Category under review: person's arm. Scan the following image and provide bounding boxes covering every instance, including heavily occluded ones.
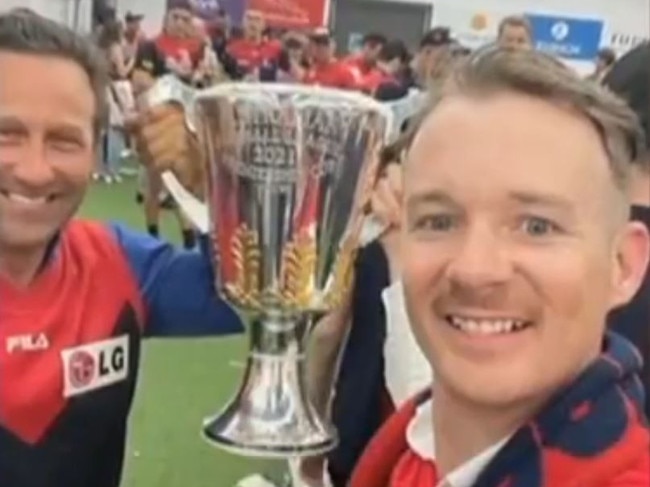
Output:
[109,43,131,79]
[108,222,244,337]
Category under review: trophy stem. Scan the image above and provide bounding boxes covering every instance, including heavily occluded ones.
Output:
[202,312,339,458]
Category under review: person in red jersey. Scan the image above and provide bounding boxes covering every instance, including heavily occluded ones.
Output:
[362,40,411,100]
[350,47,650,487]
[344,32,386,85]
[226,9,282,78]
[0,12,243,487]
[131,0,209,248]
[301,29,358,89]
[153,0,205,81]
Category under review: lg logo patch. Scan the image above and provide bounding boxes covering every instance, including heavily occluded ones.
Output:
[61,335,129,397]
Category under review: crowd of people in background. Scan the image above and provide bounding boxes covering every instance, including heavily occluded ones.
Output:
[93,0,623,188]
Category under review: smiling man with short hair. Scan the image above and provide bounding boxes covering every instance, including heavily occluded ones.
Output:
[0,11,242,487]
[351,47,650,487]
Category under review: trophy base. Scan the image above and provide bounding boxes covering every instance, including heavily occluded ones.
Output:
[201,411,338,459]
[201,314,339,459]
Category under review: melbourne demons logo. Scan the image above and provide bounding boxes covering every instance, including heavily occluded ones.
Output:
[68,350,96,388]
[61,336,129,397]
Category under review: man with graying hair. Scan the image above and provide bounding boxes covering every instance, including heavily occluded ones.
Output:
[351,47,649,487]
[0,10,243,487]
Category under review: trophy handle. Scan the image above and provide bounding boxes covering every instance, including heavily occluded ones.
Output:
[142,75,208,232]
[161,170,210,233]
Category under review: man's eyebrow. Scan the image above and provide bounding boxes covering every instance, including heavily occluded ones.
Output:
[49,123,86,138]
[406,189,460,211]
[0,116,27,131]
[0,116,87,138]
[507,190,574,211]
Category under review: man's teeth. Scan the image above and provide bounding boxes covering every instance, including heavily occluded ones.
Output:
[4,192,49,204]
[448,316,529,335]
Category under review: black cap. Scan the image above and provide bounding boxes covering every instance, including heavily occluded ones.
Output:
[603,42,650,151]
[125,12,144,23]
[420,27,452,48]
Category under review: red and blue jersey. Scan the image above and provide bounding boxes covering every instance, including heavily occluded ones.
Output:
[350,332,650,487]
[0,220,243,487]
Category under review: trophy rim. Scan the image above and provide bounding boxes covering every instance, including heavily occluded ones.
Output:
[194,82,394,118]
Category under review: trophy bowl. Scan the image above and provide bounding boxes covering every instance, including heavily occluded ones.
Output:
[148,79,391,459]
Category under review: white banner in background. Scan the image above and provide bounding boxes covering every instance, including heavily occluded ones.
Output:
[433,0,649,72]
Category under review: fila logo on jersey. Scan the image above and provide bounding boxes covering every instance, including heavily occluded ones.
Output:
[6,333,49,353]
[61,335,129,398]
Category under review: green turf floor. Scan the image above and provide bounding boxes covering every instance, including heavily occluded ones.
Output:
[80,179,285,487]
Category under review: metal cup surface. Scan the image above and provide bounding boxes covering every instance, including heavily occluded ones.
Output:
[196,84,388,314]
[194,83,390,458]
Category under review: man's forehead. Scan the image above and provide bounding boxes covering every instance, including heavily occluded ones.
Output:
[405,93,613,192]
[0,53,95,123]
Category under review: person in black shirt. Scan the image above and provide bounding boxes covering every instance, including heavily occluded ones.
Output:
[603,42,650,419]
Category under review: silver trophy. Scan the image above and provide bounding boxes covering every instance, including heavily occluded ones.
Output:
[145,77,392,459]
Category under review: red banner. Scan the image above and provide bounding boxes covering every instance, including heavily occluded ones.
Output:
[248,0,328,29]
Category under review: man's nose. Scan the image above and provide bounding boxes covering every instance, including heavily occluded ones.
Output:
[445,223,513,290]
[10,140,56,190]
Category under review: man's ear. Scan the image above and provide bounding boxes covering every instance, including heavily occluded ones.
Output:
[610,221,650,310]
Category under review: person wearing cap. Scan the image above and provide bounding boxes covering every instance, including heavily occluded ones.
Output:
[412,27,455,90]
[603,41,650,421]
[123,12,146,67]
[301,29,358,89]
[225,9,282,79]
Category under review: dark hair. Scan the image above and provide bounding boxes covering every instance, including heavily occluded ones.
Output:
[420,27,452,48]
[0,11,108,138]
[362,32,387,47]
[604,42,650,166]
[378,39,410,64]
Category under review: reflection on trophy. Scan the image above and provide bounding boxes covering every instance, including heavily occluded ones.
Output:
[145,77,391,459]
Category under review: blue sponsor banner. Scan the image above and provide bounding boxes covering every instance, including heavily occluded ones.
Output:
[525,14,604,60]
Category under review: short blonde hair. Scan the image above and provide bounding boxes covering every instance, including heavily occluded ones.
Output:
[405,47,645,194]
